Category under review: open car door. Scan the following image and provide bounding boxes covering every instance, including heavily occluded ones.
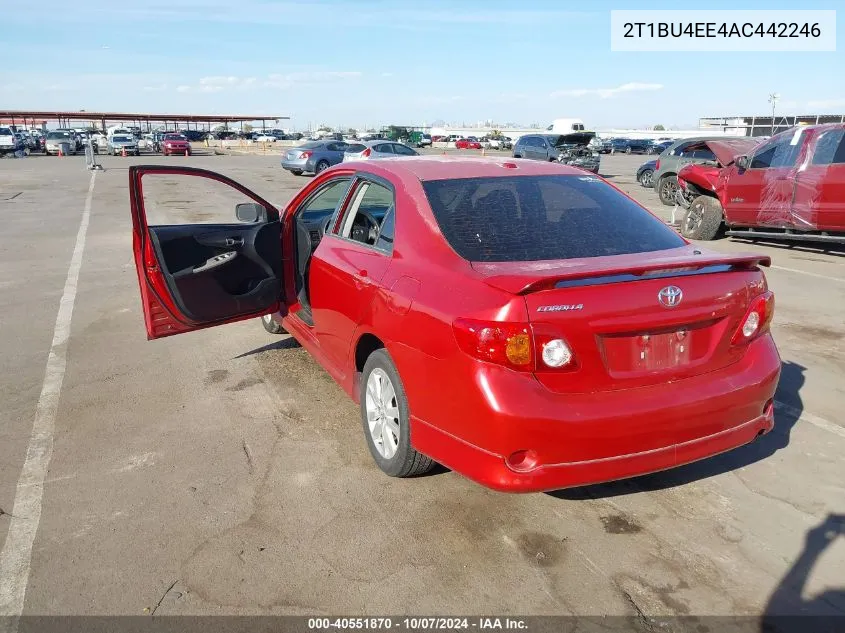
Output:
[129,165,284,339]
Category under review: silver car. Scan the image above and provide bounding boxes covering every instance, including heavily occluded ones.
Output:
[108,135,140,156]
[44,131,76,156]
[343,140,418,161]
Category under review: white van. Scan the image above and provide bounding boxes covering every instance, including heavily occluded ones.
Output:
[546,118,586,133]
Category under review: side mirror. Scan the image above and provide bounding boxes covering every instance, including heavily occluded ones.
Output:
[735,155,749,171]
[235,202,267,223]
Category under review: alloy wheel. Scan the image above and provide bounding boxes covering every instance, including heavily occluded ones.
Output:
[365,368,400,459]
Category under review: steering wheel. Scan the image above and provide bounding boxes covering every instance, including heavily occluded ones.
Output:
[357,211,380,244]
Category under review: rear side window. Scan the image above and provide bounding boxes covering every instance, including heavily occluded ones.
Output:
[392,144,416,156]
[811,130,845,165]
[374,144,394,153]
[422,175,685,262]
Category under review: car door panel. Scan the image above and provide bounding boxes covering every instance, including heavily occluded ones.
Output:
[792,128,845,231]
[311,240,392,372]
[129,165,284,339]
[723,137,803,228]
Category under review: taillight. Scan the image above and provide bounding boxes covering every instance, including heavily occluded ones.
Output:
[654,159,660,170]
[732,291,774,345]
[362,148,371,157]
[300,151,312,159]
[453,319,576,371]
[453,319,532,371]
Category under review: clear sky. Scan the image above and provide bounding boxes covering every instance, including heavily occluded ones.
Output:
[3,0,843,130]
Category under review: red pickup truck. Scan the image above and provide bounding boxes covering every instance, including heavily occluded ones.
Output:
[677,123,845,244]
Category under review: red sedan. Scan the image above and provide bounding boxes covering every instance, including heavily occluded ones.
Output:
[455,138,482,150]
[161,133,192,156]
[129,158,780,492]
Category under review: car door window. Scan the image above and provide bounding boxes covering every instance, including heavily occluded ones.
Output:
[750,137,802,169]
[374,143,394,154]
[670,142,692,156]
[326,142,347,152]
[300,178,352,228]
[375,209,395,251]
[337,180,395,250]
[392,143,416,156]
[811,130,845,165]
[692,148,716,161]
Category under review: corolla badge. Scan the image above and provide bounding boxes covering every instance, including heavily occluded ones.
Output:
[657,286,683,308]
[536,304,584,312]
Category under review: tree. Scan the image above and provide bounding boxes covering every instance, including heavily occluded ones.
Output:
[242,123,253,133]
[346,128,358,137]
[317,124,333,132]
[653,124,665,131]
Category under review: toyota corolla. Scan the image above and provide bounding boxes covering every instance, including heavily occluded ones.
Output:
[129,158,780,492]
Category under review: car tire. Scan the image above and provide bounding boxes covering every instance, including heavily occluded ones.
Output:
[360,349,435,478]
[291,169,303,176]
[657,174,679,206]
[260,313,286,334]
[638,168,654,188]
[316,160,330,173]
[680,196,723,241]
[625,146,632,154]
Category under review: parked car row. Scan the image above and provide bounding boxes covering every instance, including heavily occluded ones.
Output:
[633,124,845,245]
[599,136,676,155]
[430,134,514,150]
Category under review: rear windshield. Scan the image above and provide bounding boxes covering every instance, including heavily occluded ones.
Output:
[300,141,322,149]
[422,175,685,262]
[345,144,366,153]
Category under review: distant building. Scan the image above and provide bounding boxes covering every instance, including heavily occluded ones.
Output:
[699,113,845,137]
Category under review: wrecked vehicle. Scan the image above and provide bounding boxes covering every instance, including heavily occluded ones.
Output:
[652,137,760,206]
[678,124,845,243]
[513,133,600,173]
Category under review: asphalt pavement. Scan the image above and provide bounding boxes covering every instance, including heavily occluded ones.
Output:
[0,150,843,622]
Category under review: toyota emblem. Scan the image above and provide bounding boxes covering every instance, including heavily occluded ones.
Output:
[658,285,683,308]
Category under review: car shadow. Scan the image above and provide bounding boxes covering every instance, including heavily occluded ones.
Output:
[234,335,302,358]
[760,513,845,632]
[548,360,806,501]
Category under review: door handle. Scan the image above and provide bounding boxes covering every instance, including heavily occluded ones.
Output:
[225,237,244,247]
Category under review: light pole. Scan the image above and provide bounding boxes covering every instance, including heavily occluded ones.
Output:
[768,93,779,135]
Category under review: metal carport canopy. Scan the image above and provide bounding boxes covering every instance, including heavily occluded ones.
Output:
[0,110,288,124]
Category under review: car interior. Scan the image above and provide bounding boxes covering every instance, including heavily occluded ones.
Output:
[292,178,395,325]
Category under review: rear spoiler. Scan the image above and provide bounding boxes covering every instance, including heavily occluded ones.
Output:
[480,253,771,295]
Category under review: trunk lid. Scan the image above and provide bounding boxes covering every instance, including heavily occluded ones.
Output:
[473,247,770,393]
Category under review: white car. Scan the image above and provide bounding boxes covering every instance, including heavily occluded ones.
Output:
[343,140,419,161]
[254,134,277,142]
[0,126,21,155]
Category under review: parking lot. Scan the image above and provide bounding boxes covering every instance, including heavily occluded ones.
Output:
[0,150,843,620]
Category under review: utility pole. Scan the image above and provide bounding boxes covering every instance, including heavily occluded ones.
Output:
[768,93,779,135]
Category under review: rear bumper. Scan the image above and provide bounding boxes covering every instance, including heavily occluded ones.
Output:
[407,334,780,493]
[281,159,308,171]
